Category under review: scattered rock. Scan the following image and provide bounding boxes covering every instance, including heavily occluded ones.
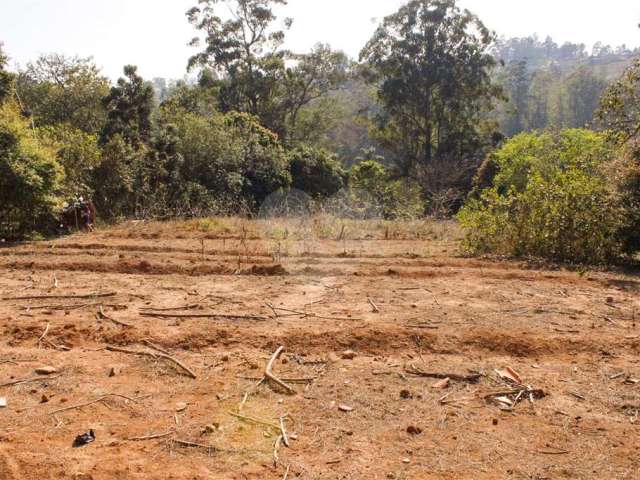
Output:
[341,350,356,360]
[176,402,188,412]
[402,458,411,464]
[492,418,499,426]
[327,352,340,363]
[338,404,354,412]
[606,296,614,304]
[0,397,6,408]
[406,426,422,435]
[221,354,230,362]
[72,429,96,448]
[40,394,50,404]
[108,366,121,377]
[35,366,57,375]
[400,389,413,399]
[432,378,450,389]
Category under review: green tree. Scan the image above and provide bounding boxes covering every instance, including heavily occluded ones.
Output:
[288,146,345,198]
[561,66,607,128]
[101,65,154,148]
[0,43,15,104]
[17,54,110,135]
[360,0,502,175]
[187,2,347,141]
[0,102,64,236]
[501,60,531,136]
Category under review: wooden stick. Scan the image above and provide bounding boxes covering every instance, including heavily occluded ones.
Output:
[140,312,267,321]
[0,375,61,388]
[142,340,171,356]
[368,298,380,313]
[127,431,174,441]
[280,416,290,448]
[265,346,296,394]
[405,366,481,384]
[273,434,283,467]
[38,323,50,346]
[106,346,196,379]
[98,306,132,328]
[3,292,116,301]
[282,465,290,480]
[270,306,359,322]
[48,393,137,415]
[228,411,279,429]
[139,304,199,312]
[173,439,217,452]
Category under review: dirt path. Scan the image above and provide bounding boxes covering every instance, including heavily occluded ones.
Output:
[0,219,638,479]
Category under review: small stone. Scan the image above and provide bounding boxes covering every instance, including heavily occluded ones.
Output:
[41,394,50,404]
[0,397,6,408]
[203,424,217,434]
[492,418,499,426]
[328,352,340,363]
[402,458,411,464]
[176,402,188,412]
[432,378,450,389]
[35,366,57,375]
[338,404,354,412]
[108,367,121,377]
[341,350,356,360]
[221,354,230,362]
[606,297,615,304]
[400,389,412,399]
[406,426,422,435]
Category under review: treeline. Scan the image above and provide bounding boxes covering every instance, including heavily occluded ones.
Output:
[493,36,637,137]
[1,0,639,264]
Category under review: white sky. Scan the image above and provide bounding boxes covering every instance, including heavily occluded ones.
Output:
[1,0,639,81]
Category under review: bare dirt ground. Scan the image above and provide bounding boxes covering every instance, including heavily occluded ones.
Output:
[0,217,639,480]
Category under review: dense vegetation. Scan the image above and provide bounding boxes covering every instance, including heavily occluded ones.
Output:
[0,0,639,264]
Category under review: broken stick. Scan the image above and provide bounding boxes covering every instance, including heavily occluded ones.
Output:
[405,366,482,384]
[3,292,116,301]
[264,346,296,394]
[106,345,196,379]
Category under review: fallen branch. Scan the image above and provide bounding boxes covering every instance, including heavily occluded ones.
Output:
[139,304,199,312]
[0,375,61,389]
[264,346,296,394]
[48,393,137,415]
[106,345,196,379]
[280,416,290,448]
[406,366,481,384]
[140,312,266,321]
[3,292,116,301]
[273,434,283,467]
[38,323,50,347]
[228,411,280,430]
[127,431,174,442]
[368,298,379,313]
[98,306,132,328]
[142,340,171,356]
[269,306,360,322]
[172,439,217,453]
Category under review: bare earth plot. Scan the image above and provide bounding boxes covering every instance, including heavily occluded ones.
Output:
[0,218,639,480]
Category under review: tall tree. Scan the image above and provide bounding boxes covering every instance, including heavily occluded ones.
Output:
[100,65,154,148]
[17,54,109,135]
[360,0,502,175]
[0,43,15,104]
[186,1,347,142]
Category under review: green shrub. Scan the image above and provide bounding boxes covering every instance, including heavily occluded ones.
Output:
[458,130,626,264]
[288,146,346,199]
[349,160,424,219]
[0,102,64,237]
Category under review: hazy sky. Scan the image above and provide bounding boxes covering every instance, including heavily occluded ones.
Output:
[1,0,639,81]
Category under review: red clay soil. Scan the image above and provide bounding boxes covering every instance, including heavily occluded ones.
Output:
[0,219,639,479]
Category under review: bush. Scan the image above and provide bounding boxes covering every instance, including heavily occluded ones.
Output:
[349,160,424,219]
[0,102,64,237]
[288,146,346,199]
[458,130,626,264]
